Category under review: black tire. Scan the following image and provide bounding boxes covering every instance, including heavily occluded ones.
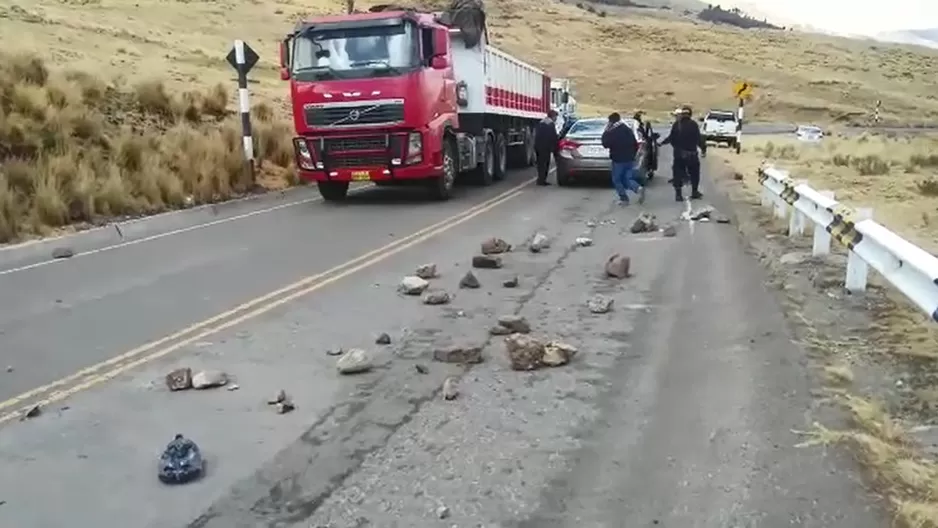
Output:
[556,163,572,187]
[429,138,456,201]
[494,133,508,181]
[317,181,349,202]
[475,134,495,186]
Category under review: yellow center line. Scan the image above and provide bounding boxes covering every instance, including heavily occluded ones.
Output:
[0,179,532,424]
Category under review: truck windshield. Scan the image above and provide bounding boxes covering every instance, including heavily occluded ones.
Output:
[292,22,419,80]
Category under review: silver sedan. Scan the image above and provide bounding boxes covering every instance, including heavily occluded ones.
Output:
[555,117,650,186]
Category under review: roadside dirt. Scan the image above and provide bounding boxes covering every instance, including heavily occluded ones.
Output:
[710,154,938,526]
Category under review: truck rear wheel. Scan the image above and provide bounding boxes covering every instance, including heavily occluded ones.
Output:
[318,181,349,202]
[429,139,456,201]
[494,133,507,181]
[474,134,495,186]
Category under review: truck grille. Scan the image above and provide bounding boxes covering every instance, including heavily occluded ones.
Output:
[304,100,405,128]
[323,136,387,152]
[329,154,388,168]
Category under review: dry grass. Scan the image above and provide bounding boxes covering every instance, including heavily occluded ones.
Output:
[0,52,296,243]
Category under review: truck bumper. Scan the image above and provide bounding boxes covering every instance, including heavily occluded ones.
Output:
[293,133,443,184]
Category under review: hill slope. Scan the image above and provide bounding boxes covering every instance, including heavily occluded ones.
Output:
[3,0,938,125]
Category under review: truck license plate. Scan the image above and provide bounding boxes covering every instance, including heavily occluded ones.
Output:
[350,170,371,181]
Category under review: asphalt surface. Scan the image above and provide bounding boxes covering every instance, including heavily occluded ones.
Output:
[0,152,888,527]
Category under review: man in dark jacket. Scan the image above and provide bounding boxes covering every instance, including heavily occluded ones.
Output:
[601,112,645,205]
[659,105,706,202]
[533,110,560,186]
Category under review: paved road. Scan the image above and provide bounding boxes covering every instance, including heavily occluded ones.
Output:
[0,153,888,527]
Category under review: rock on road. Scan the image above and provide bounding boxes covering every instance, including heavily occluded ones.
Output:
[0,154,887,528]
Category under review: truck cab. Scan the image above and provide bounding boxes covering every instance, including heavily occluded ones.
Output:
[279,9,548,202]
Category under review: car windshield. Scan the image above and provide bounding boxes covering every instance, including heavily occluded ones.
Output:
[292,21,419,80]
[567,119,606,135]
[707,113,736,122]
[799,126,822,134]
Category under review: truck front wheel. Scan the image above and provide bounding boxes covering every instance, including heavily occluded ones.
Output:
[429,139,456,201]
[317,181,349,202]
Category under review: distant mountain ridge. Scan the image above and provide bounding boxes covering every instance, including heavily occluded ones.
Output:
[874,28,938,49]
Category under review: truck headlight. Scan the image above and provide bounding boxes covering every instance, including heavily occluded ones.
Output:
[406,132,422,164]
[293,138,316,170]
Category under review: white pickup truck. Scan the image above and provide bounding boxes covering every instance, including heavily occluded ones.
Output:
[701,110,738,147]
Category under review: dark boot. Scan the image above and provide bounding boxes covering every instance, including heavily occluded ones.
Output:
[690,190,703,199]
[674,188,684,202]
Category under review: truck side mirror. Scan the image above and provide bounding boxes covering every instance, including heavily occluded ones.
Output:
[561,92,569,104]
[279,38,292,80]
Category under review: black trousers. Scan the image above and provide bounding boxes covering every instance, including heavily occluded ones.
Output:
[535,151,552,183]
[672,151,700,193]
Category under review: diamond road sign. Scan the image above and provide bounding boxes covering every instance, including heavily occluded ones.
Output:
[226,41,259,74]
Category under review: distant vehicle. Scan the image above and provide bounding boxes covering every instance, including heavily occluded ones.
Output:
[554,117,650,187]
[795,125,824,142]
[551,78,577,133]
[701,110,739,148]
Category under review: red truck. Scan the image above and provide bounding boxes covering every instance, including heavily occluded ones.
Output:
[278,8,551,201]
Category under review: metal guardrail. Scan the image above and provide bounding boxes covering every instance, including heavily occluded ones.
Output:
[757,165,938,322]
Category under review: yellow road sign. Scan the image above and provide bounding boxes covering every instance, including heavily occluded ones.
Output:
[733,81,753,99]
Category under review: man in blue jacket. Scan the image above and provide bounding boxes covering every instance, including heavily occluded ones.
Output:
[601,112,645,205]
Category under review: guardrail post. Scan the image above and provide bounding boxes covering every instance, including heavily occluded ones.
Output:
[774,192,787,219]
[845,207,873,293]
[788,180,807,237]
[812,190,835,256]
[761,186,772,207]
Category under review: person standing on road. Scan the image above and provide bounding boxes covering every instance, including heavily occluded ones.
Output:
[601,112,645,205]
[533,109,560,186]
[659,105,706,202]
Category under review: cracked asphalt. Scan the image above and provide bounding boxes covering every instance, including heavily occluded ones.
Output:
[0,151,888,528]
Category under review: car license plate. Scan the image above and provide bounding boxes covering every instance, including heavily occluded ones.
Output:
[582,146,607,158]
[350,170,371,181]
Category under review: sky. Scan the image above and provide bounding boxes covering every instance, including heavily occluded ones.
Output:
[718,0,938,35]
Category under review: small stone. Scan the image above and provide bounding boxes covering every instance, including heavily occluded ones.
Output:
[575,237,593,247]
[587,294,614,314]
[716,215,731,224]
[502,276,519,288]
[586,220,597,227]
[415,263,438,279]
[504,334,545,371]
[415,364,430,374]
[276,400,295,414]
[543,341,578,367]
[326,347,345,356]
[336,348,374,374]
[376,333,391,345]
[165,368,193,391]
[51,247,74,259]
[442,377,459,400]
[604,253,631,279]
[158,434,204,484]
[472,255,502,269]
[734,172,744,181]
[268,390,287,404]
[459,271,480,289]
[489,325,513,335]
[662,224,677,237]
[690,205,715,221]
[433,345,483,364]
[422,290,452,305]
[630,213,658,234]
[481,237,511,254]
[529,233,550,253]
[436,505,451,519]
[399,276,430,295]
[226,384,240,391]
[21,405,42,420]
[192,370,228,389]
[497,314,531,334]
[6,365,13,373]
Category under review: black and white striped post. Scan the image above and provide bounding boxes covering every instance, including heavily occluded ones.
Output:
[874,99,882,125]
[225,40,260,184]
[733,81,752,155]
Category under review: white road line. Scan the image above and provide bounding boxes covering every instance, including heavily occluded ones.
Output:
[0,191,337,276]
